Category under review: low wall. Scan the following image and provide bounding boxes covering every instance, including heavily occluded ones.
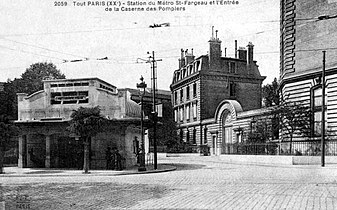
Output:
[217,155,293,165]
[292,156,337,165]
[217,155,337,165]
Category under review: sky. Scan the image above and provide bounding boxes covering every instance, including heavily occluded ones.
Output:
[0,0,280,90]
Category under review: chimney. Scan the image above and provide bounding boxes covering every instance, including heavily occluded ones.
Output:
[185,49,195,64]
[179,48,185,68]
[238,47,247,61]
[209,27,222,70]
[235,40,238,59]
[247,42,254,65]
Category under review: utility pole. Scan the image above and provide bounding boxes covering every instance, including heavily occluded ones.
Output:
[149,51,162,170]
[321,50,326,167]
[137,51,162,170]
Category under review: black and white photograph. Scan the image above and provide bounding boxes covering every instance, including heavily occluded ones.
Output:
[1,0,337,209]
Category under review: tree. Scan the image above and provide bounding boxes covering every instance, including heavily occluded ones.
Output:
[147,101,181,152]
[3,62,65,120]
[0,82,17,120]
[0,115,19,174]
[262,78,279,107]
[67,106,107,173]
[276,98,312,154]
[247,118,270,144]
[18,62,66,95]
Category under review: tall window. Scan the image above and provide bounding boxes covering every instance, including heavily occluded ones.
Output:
[204,127,208,144]
[174,91,178,105]
[193,129,197,144]
[193,83,197,98]
[186,86,190,100]
[180,107,184,121]
[230,82,236,97]
[186,104,190,120]
[186,130,190,143]
[193,103,197,119]
[174,109,178,122]
[312,86,327,136]
[180,89,184,102]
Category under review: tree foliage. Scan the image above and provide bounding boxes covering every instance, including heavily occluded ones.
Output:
[147,101,181,152]
[274,97,312,153]
[247,119,270,144]
[18,62,66,95]
[0,115,19,173]
[2,62,65,120]
[67,106,107,173]
[0,82,17,119]
[68,106,107,138]
[262,78,279,107]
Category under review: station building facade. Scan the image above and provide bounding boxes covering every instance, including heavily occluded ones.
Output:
[16,78,143,169]
[170,32,267,154]
[280,0,337,141]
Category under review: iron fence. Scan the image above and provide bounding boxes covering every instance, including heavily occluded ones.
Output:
[222,140,337,156]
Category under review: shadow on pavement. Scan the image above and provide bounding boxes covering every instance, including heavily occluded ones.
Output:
[172,163,206,171]
[25,170,64,174]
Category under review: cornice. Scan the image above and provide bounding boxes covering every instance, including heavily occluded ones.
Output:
[170,73,200,90]
[279,67,337,90]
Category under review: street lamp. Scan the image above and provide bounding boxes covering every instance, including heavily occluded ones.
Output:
[137,76,147,171]
[137,51,162,170]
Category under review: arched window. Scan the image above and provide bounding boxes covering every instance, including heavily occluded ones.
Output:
[311,85,327,137]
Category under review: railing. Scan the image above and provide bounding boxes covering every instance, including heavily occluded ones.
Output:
[146,153,154,165]
[222,140,337,156]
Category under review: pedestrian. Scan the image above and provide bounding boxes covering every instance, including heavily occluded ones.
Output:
[105,147,111,170]
[115,149,122,170]
[110,148,116,170]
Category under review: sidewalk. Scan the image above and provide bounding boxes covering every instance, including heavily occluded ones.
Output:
[0,164,176,177]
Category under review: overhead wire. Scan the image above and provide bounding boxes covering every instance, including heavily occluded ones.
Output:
[0,44,65,61]
[1,38,89,60]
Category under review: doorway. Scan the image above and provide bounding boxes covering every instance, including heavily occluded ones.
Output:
[57,136,84,168]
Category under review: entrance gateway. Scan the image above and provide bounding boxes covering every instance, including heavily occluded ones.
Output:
[212,100,242,155]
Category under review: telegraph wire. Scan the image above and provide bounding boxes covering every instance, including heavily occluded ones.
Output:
[1,38,89,60]
[0,24,208,38]
[0,44,65,61]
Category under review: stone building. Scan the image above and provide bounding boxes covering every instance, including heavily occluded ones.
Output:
[170,31,266,154]
[280,0,337,140]
[16,78,143,169]
[120,87,172,151]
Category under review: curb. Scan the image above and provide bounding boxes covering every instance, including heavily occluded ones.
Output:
[0,164,177,178]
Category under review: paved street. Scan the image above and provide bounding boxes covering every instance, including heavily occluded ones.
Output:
[1,154,337,210]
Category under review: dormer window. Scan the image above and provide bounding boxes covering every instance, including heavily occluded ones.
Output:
[183,68,187,78]
[195,61,201,72]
